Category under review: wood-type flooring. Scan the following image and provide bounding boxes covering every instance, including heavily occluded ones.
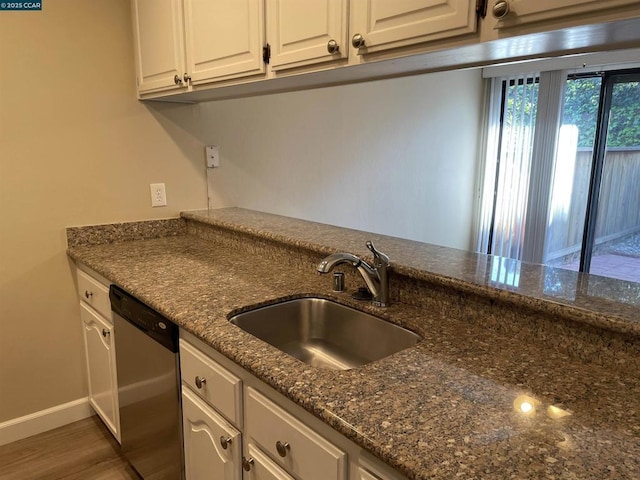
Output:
[0,416,140,480]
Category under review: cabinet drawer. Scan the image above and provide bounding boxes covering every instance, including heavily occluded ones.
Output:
[359,468,383,480]
[246,387,346,480]
[180,339,243,427]
[244,443,295,480]
[77,269,111,319]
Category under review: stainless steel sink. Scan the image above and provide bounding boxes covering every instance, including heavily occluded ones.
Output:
[228,298,421,370]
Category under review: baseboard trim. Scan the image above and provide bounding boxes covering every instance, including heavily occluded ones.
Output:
[0,398,94,446]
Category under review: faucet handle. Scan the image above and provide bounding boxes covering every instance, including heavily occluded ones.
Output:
[366,241,390,267]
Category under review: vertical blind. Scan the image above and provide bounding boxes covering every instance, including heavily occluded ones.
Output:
[478,73,539,260]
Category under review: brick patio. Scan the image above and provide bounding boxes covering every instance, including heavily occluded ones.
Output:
[562,253,640,283]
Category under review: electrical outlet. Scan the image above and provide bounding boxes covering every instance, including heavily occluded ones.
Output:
[150,183,167,207]
[206,145,220,168]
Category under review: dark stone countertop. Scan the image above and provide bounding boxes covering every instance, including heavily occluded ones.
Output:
[66,209,640,480]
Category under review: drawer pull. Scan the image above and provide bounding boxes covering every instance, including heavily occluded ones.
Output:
[219,436,232,450]
[102,329,110,338]
[195,376,206,389]
[84,290,93,299]
[276,440,290,457]
[242,457,254,471]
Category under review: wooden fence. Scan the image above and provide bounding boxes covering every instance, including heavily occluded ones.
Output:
[545,147,640,261]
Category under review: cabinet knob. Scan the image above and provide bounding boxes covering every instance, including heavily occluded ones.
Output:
[174,74,183,85]
[492,0,510,19]
[327,39,339,54]
[102,329,110,338]
[183,73,191,83]
[219,436,232,450]
[242,457,254,471]
[351,33,365,49]
[275,440,290,457]
[195,376,206,389]
[84,290,93,299]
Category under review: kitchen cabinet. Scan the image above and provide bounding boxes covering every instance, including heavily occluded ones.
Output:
[182,387,242,480]
[245,387,347,480]
[131,0,640,102]
[243,443,295,480]
[349,0,478,55]
[358,469,382,480]
[180,339,243,480]
[486,0,640,29]
[266,0,349,72]
[77,268,120,442]
[180,339,243,427]
[131,0,187,94]
[183,0,266,84]
[132,0,266,96]
[179,332,407,480]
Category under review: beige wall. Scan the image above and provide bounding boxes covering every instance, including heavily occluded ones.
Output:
[0,0,482,424]
[0,1,207,421]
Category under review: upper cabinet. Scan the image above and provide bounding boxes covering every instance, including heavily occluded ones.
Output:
[266,0,349,71]
[132,0,186,94]
[349,0,478,55]
[487,0,640,29]
[183,0,265,84]
[130,0,640,101]
[132,0,266,96]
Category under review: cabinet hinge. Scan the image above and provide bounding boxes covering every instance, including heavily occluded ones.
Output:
[262,43,271,64]
[476,0,488,18]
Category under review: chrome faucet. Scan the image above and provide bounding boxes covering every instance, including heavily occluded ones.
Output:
[317,241,390,307]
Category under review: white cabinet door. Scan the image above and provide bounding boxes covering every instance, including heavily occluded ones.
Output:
[350,0,477,54]
[245,387,346,480]
[132,0,187,93]
[490,0,640,27]
[80,303,120,441]
[182,387,242,480]
[184,0,266,84]
[267,0,348,71]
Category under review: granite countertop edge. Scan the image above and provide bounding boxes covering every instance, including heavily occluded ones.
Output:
[180,209,640,337]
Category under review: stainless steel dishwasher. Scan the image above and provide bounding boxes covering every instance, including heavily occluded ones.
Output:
[109,285,184,480]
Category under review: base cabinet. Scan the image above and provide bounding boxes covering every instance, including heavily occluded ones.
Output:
[244,443,295,480]
[77,267,120,442]
[245,387,346,480]
[359,469,383,480]
[182,387,242,480]
[179,332,407,480]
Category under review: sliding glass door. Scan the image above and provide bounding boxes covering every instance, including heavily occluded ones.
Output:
[480,68,640,283]
[547,71,640,282]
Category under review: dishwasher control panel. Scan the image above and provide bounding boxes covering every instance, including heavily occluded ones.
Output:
[109,285,178,352]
